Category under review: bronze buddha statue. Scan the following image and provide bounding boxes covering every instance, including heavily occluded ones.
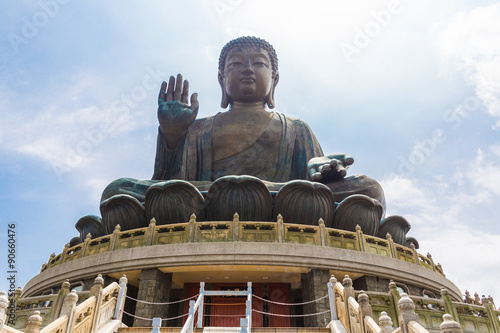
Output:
[75,37,412,248]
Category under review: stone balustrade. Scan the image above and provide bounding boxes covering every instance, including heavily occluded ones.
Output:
[2,275,127,333]
[41,215,445,277]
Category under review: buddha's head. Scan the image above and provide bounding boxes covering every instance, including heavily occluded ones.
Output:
[218,36,279,109]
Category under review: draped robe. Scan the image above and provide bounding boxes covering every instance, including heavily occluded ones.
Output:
[152,112,323,183]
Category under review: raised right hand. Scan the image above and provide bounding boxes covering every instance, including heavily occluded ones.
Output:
[158,74,199,149]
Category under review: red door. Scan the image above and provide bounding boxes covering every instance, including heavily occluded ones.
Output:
[268,283,290,327]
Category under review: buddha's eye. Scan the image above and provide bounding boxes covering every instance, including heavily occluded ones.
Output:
[229,61,243,68]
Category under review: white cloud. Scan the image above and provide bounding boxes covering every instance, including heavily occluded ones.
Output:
[434,3,500,125]
[380,144,500,302]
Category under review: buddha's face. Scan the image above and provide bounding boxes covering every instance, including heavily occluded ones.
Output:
[220,46,275,106]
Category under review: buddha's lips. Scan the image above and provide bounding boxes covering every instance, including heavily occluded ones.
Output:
[240,77,256,83]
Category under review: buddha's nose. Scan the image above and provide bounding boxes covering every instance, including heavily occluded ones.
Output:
[241,66,254,75]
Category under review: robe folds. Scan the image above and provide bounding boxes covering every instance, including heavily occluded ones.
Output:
[152,112,323,182]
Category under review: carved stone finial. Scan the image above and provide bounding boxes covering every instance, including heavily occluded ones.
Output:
[427,253,433,259]
[409,242,416,251]
[189,213,196,222]
[329,275,337,284]
[358,291,369,303]
[474,292,480,304]
[85,233,92,240]
[440,313,463,332]
[233,212,239,220]
[0,290,9,311]
[277,214,283,222]
[318,217,325,226]
[398,293,415,311]
[464,291,471,303]
[65,290,78,303]
[386,233,392,240]
[342,275,352,288]
[119,274,128,285]
[28,311,42,327]
[49,252,55,258]
[398,293,419,325]
[15,287,22,297]
[114,224,121,232]
[94,274,104,286]
[149,217,156,226]
[440,288,449,296]
[62,279,70,289]
[64,243,70,249]
[355,224,361,231]
[378,311,394,332]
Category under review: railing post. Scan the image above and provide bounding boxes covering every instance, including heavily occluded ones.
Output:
[113,275,128,321]
[60,290,78,333]
[386,233,396,258]
[197,282,205,328]
[398,293,419,333]
[233,213,240,241]
[358,291,373,333]
[440,288,459,323]
[50,280,70,321]
[247,281,252,331]
[151,317,162,333]
[0,290,9,331]
[109,225,121,251]
[81,233,92,257]
[145,218,157,246]
[240,317,249,333]
[410,243,419,265]
[90,274,105,333]
[481,295,500,333]
[388,280,400,323]
[355,225,366,251]
[188,214,196,243]
[277,214,284,243]
[319,218,327,246]
[188,300,195,333]
[342,275,353,333]
[60,243,70,263]
[25,311,42,333]
[327,275,337,320]
[427,253,437,271]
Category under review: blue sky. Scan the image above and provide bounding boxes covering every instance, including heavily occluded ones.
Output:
[1,0,499,305]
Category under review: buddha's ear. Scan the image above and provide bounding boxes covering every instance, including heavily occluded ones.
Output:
[266,72,279,109]
[218,71,229,109]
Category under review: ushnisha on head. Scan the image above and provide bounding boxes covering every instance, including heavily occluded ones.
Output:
[218,36,280,109]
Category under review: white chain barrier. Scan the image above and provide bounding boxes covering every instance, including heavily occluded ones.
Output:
[252,294,329,306]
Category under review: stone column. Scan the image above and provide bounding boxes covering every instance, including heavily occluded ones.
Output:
[133,269,172,327]
[301,269,330,327]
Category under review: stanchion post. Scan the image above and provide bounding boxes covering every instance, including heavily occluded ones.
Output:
[197,282,205,328]
[328,275,338,320]
[188,300,195,333]
[151,317,161,333]
[247,281,252,330]
[113,275,128,321]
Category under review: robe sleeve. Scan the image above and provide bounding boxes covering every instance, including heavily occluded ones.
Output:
[151,116,214,181]
[151,128,189,180]
[291,119,324,180]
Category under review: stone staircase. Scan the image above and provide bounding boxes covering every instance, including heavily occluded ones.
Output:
[117,327,331,332]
